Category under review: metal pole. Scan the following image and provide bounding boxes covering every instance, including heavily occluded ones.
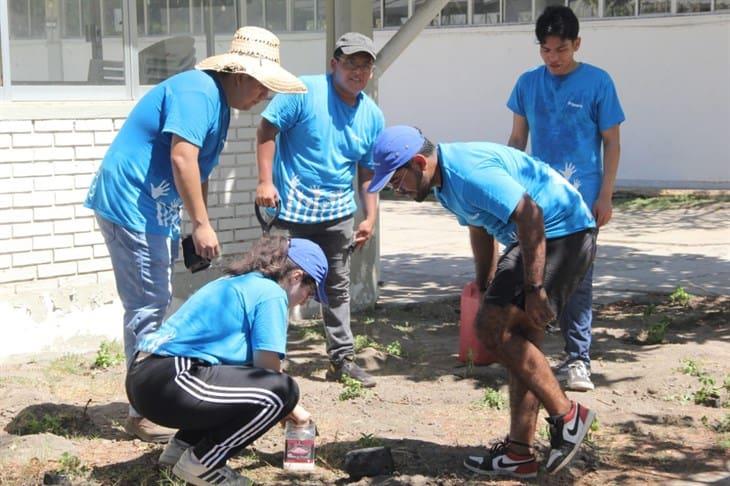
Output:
[375,0,449,78]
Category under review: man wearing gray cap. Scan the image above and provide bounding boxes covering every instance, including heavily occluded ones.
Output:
[255,32,384,387]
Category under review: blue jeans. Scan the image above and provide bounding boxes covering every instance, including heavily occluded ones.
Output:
[559,264,593,366]
[96,215,178,416]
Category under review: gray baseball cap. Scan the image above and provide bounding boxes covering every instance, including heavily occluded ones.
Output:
[334,32,376,60]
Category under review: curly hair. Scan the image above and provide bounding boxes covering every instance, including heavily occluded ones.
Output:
[226,236,316,294]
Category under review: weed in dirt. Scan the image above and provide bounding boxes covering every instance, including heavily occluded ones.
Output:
[693,375,722,407]
[57,452,88,477]
[354,334,380,352]
[613,193,729,210]
[723,375,730,393]
[538,423,550,441]
[339,376,365,401]
[669,287,693,307]
[636,316,671,345]
[642,303,656,318]
[92,340,124,369]
[718,436,730,450]
[385,340,403,357]
[357,433,384,448]
[300,325,325,341]
[17,413,65,435]
[710,414,730,433]
[158,468,186,485]
[362,316,376,326]
[679,358,702,377]
[478,387,506,410]
[48,354,87,375]
[392,321,414,333]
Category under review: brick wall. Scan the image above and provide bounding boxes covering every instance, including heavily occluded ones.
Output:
[0,108,262,317]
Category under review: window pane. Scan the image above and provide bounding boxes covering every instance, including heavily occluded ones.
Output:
[384,0,408,27]
[440,0,468,26]
[317,0,326,30]
[192,0,205,34]
[373,0,382,28]
[415,0,441,26]
[62,0,82,38]
[605,0,635,16]
[168,0,191,34]
[293,0,315,31]
[147,0,168,34]
[103,0,125,36]
[535,0,564,17]
[639,0,670,14]
[9,0,126,85]
[717,0,730,9]
[246,0,265,26]
[505,0,532,23]
[568,0,598,17]
[265,0,287,31]
[214,0,238,33]
[677,0,711,12]
[473,0,501,24]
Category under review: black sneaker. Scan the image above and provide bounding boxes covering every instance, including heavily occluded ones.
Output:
[463,438,538,479]
[545,401,596,474]
[326,358,376,388]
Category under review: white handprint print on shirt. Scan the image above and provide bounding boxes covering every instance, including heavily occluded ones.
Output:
[150,180,171,200]
[559,162,582,191]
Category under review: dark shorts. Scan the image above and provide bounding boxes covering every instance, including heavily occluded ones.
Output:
[484,229,597,318]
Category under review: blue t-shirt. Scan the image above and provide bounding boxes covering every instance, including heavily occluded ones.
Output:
[507,63,625,207]
[137,272,288,366]
[262,74,384,223]
[434,142,595,246]
[85,69,230,239]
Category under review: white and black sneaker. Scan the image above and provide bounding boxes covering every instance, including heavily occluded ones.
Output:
[172,448,253,486]
[463,438,538,479]
[565,360,595,392]
[545,401,596,474]
[158,436,191,467]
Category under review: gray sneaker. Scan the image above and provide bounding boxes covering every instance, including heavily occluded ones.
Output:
[553,359,572,381]
[564,360,595,392]
[159,437,191,467]
[326,358,376,388]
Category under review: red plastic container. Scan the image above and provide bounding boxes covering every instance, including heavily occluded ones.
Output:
[458,281,497,365]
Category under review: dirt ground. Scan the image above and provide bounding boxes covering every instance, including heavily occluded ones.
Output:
[0,293,728,485]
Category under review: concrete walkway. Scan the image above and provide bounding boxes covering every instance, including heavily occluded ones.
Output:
[2,200,728,362]
[378,199,730,304]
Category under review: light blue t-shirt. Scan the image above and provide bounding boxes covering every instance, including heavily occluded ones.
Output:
[434,142,595,246]
[85,69,230,239]
[507,63,625,207]
[137,272,288,366]
[262,74,384,223]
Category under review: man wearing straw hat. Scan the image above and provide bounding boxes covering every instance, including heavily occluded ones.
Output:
[84,26,305,443]
[255,33,384,388]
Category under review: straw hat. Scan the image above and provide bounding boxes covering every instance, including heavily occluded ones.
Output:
[196,26,306,93]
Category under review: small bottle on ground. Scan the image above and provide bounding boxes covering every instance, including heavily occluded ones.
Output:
[283,420,316,471]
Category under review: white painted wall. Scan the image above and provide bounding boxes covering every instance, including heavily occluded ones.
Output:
[375,14,730,188]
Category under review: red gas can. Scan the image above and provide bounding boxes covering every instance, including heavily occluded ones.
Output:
[458,281,497,365]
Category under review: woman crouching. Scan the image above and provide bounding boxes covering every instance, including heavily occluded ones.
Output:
[125,236,327,485]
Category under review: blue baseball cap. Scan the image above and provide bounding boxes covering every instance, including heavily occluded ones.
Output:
[368,125,425,193]
[288,238,329,305]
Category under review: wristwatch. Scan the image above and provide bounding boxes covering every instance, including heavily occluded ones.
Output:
[524,283,544,294]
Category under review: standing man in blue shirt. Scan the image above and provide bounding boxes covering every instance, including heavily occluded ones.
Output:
[368,126,598,479]
[507,6,625,391]
[256,33,385,388]
[85,26,305,442]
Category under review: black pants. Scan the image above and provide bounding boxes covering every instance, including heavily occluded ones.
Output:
[126,354,299,469]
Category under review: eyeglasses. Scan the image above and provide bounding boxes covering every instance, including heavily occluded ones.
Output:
[388,165,410,194]
[338,57,375,73]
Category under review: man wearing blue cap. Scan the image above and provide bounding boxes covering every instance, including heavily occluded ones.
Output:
[368,126,598,479]
[127,236,327,485]
[255,32,384,387]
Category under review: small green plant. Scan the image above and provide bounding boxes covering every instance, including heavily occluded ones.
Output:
[49,354,86,375]
[339,375,365,401]
[538,423,551,441]
[668,286,692,307]
[479,387,506,410]
[393,321,414,333]
[712,414,730,433]
[301,326,325,341]
[58,452,88,476]
[718,436,730,450]
[17,413,65,436]
[362,316,376,325]
[640,316,671,345]
[354,334,380,353]
[92,340,124,369]
[693,375,721,407]
[680,358,702,377]
[356,433,384,448]
[642,304,656,319]
[723,375,730,393]
[385,340,403,357]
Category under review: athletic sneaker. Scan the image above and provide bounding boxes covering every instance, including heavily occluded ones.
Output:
[159,437,191,467]
[545,401,596,474]
[463,439,538,479]
[326,358,376,388]
[172,449,252,486]
[565,360,595,392]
